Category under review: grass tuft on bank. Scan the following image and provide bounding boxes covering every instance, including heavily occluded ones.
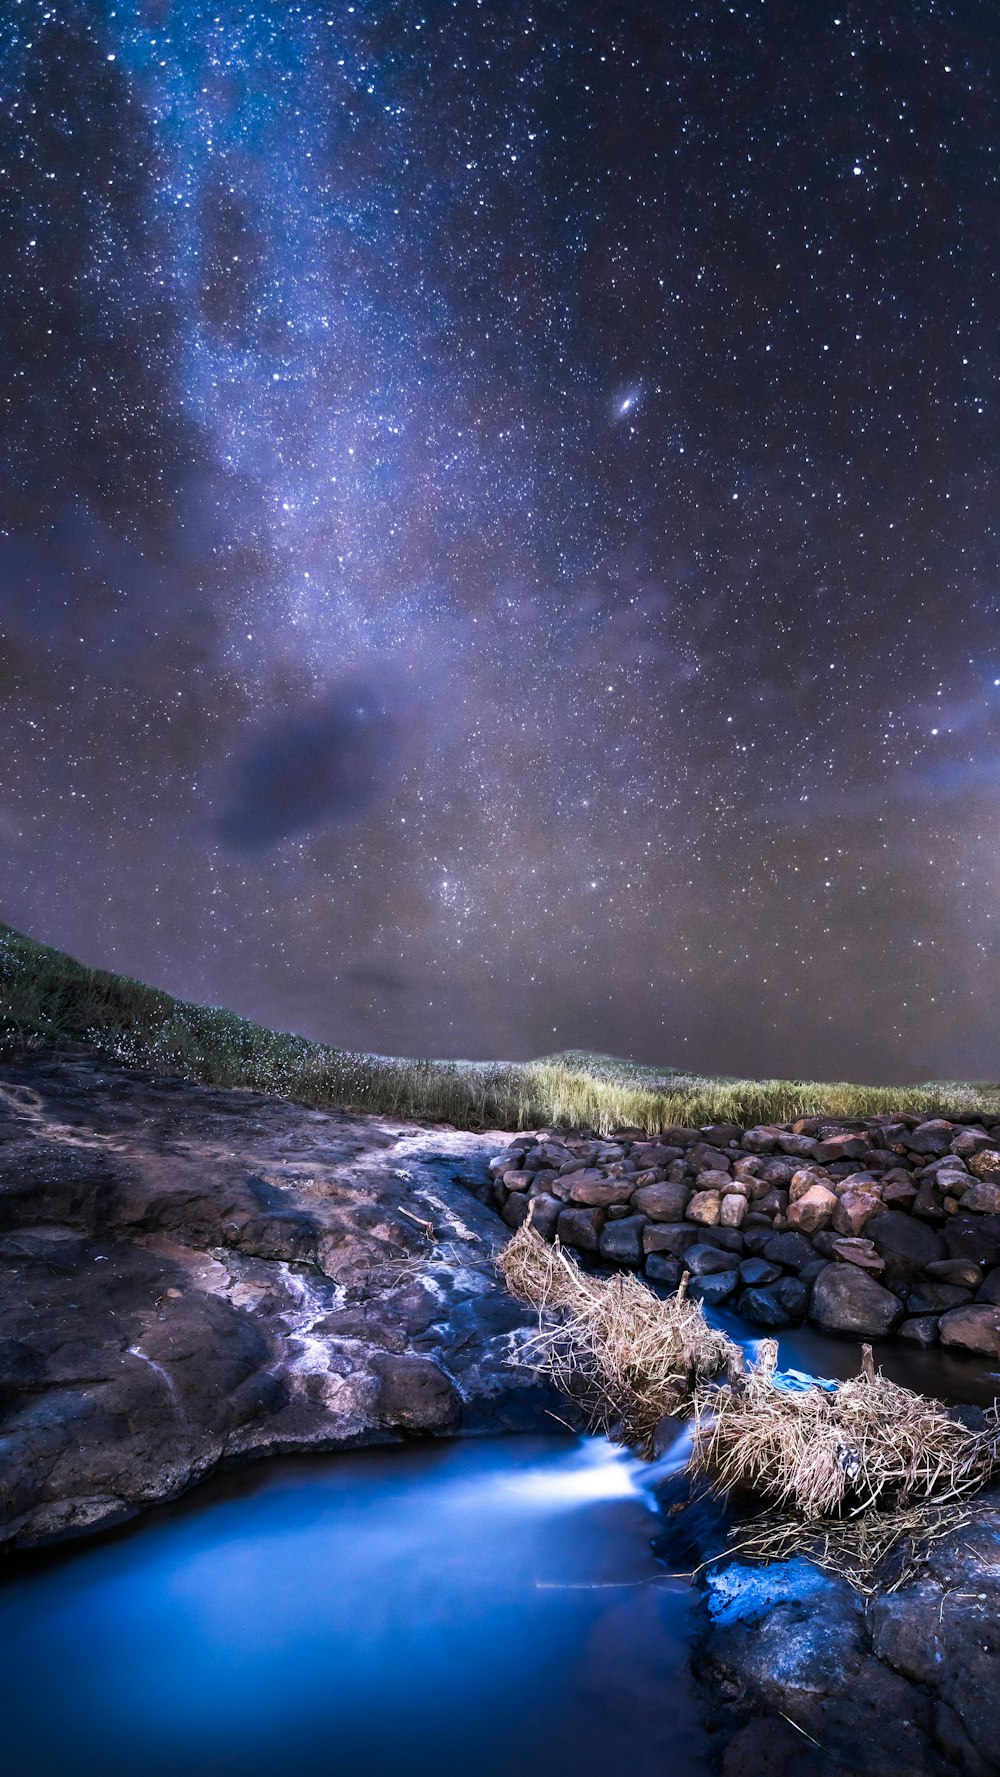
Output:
[1,921,998,1131]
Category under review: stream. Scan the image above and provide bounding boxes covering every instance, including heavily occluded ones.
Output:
[1,1317,996,1777]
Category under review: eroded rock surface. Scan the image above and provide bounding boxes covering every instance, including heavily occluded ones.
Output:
[692,1511,1000,1776]
[0,1048,564,1548]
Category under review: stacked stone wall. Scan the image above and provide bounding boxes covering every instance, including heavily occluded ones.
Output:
[487,1113,1000,1352]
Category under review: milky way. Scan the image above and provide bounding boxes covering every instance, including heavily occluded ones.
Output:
[2,1,999,1082]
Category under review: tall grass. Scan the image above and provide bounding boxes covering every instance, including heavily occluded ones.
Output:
[1,921,997,1130]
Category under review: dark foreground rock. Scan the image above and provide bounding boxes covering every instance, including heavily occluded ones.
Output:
[680,1505,1000,1776]
[0,1047,569,1549]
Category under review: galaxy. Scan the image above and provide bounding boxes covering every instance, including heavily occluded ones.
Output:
[1,1,999,1082]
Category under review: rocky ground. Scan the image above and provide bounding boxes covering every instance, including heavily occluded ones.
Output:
[653,1492,1000,1777]
[489,1117,1000,1350]
[4,1047,1000,1775]
[0,1045,568,1549]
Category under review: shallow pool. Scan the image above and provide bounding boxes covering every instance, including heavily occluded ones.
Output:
[0,1435,707,1777]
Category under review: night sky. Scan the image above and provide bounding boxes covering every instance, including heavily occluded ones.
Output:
[2,1,999,1084]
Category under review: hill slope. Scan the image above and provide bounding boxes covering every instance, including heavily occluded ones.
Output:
[1,922,996,1133]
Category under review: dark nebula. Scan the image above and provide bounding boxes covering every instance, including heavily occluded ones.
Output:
[1,1,998,1080]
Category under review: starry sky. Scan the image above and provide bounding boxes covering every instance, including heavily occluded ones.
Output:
[2,0,999,1084]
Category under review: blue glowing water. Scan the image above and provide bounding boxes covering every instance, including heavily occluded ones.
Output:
[0,1436,707,1777]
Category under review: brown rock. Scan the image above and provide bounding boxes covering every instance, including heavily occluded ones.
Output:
[830,1237,885,1271]
[568,1178,636,1207]
[500,1191,531,1228]
[740,1125,783,1153]
[968,1148,1000,1180]
[939,1303,1000,1357]
[695,1168,733,1191]
[642,1222,698,1256]
[686,1189,722,1226]
[813,1132,868,1164]
[832,1189,882,1238]
[789,1166,829,1202]
[960,1179,1000,1216]
[630,1181,690,1221]
[374,1355,461,1432]
[786,1183,837,1235]
[810,1263,904,1336]
[556,1206,606,1252]
[719,1192,748,1228]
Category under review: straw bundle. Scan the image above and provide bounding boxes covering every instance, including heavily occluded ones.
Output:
[498,1217,740,1450]
[497,1221,1000,1582]
[690,1339,1000,1519]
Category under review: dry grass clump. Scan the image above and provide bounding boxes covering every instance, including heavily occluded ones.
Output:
[690,1340,1000,1520]
[497,1227,1000,1584]
[498,1218,740,1450]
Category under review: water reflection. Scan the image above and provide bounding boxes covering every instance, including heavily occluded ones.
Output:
[0,1437,708,1777]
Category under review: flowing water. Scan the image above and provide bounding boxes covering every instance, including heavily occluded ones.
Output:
[2,1317,995,1777]
[0,1435,705,1777]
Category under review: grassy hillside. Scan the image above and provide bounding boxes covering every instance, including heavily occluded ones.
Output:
[1,922,997,1133]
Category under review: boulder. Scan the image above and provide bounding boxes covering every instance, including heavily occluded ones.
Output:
[644,1254,683,1286]
[688,1269,738,1307]
[761,1230,818,1273]
[777,1133,819,1158]
[943,1214,1000,1269]
[959,1180,1000,1217]
[684,1241,740,1276]
[642,1222,697,1257]
[631,1143,684,1168]
[688,1142,732,1174]
[374,1355,461,1432]
[924,1257,983,1289]
[501,1168,534,1192]
[786,1182,837,1235]
[501,1191,531,1228]
[598,1215,647,1265]
[831,1194,884,1236]
[738,1257,782,1287]
[968,1148,1000,1180]
[777,1276,809,1318]
[950,1127,994,1157]
[939,1304,1000,1357]
[754,1187,789,1218]
[788,1165,829,1201]
[700,1226,745,1254]
[719,1192,747,1228]
[686,1189,722,1226]
[630,1181,690,1221]
[554,1165,604,1188]
[880,1175,918,1208]
[905,1119,956,1156]
[898,1316,939,1346]
[697,1122,742,1144]
[830,1236,884,1271]
[813,1132,868,1164]
[568,1177,636,1207]
[732,1157,763,1181]
[525,1193,561,1239]
[975,1268,1000,1305]
[905,1280,972,1315]
[737,1285,791,1328]
[740,1125,784,1153]
[693,1168,733,1192]
[756,1157,798,1186]
[869,1209,945,1275]
[810,1263,904,1336]
[556,1206,605,1252]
